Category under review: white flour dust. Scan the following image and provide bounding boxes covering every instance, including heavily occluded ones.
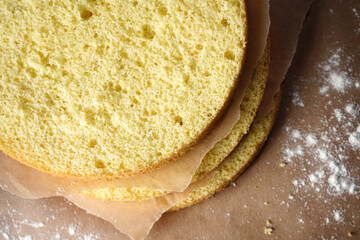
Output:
[0,196,102,240]
[280,46,359,227]
[19,235,32,240]
[333,210,344,222]
[353,7,360,33]
[348,125,360,150]
[328,72,351,93]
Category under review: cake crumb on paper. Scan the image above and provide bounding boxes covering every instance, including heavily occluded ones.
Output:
[264,220,274,235]
[264,226,274,235]
[266,220,272,226]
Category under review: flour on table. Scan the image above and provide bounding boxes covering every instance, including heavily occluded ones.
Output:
[19,219,45,228]
[333,109,344,122]
[0,195,102,240]
[291,130,302,139]
[285,48,359,196]
[83,233,100,240]
[19,236,32,240]
[0,231,10,240]
[328,73,351,93]
[305,134,318,146]
[333,210,344,222]
[292,92,304,107]
[68,224,77,236]
[345,103,359,115]
[353,7,360,33]
[348,125,360,150]
[280,46,359,227]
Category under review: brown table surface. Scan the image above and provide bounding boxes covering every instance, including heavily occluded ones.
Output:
[1,0,359,239]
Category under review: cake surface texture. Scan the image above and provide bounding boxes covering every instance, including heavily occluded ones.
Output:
[0,0,247,178]
[81,44,270,201]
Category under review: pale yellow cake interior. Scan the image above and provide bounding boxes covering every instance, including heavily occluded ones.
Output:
[80,46,269,201]
[0,0,247,178]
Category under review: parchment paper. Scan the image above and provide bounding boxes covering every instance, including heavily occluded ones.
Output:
[255,0,315,120]
[0,152,214,240]
[65,172,215,240]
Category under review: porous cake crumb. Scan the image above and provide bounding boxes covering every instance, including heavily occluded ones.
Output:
[279,162,287,168]
[264,220,274,235]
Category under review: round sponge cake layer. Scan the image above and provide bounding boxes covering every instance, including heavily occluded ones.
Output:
[80,45,270,201]
[0,1,247,178]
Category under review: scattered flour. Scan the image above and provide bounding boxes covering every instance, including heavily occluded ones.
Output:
[328,161,356,194]
[348,125,360,150]
[333,109,344,122]
[19,236,32,240]
[284,114,358,196]
[292,92,305,107]
[318,48,358,95]
[68,224,77,236]
[354,8,360,18]
[285,49,359,195]
[83,233,100,240]
[353,7,360,33]
[333,210,344,222]
[345,103,359,115]
[292,179,298,186]
[328,73,351,92]
[19,219,45,228]
[0,231,10,240]
[28,222,45,228]
[305,134,318,146]
[283,47,359,228]
[309,170,326,187]
[292,130,302,139]
[319,86,330,94]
